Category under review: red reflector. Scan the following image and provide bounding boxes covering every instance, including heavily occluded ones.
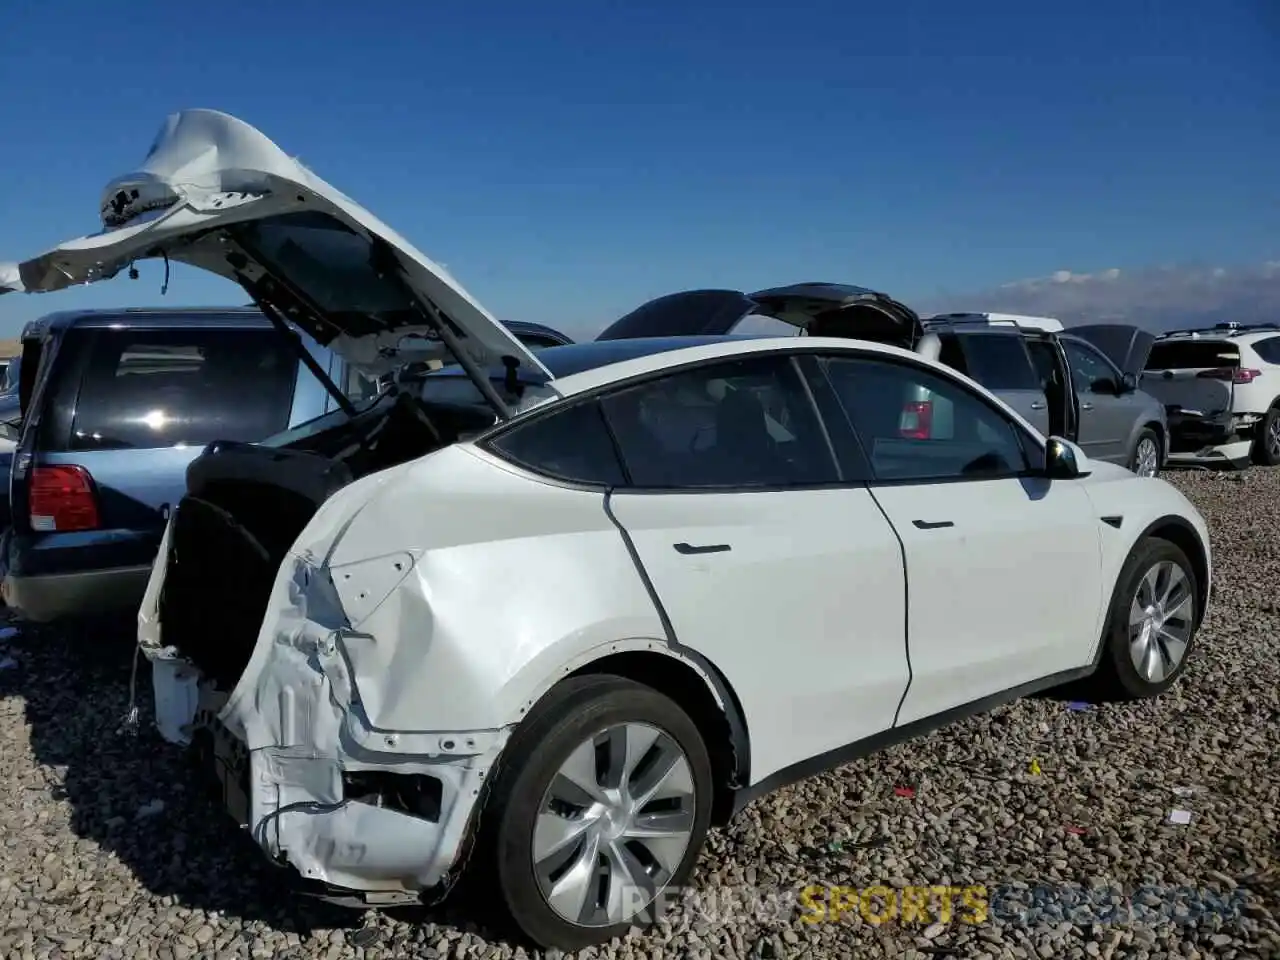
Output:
[900,400,933,439]
[1197,367,1259,384]
[29,465,100,532]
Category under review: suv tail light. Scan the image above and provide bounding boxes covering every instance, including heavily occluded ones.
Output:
[30,465,100,532]
[1197,367,1260,384]
[900,400,933,439]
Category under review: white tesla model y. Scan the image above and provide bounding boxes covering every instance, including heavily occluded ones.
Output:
[0,110,1212,951]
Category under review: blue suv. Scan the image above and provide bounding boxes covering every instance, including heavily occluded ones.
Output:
[0,308,571,623]
[0,308,356,622]
[0,309,570,623]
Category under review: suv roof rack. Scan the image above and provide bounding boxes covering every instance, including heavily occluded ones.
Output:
[1156,321,1280,340]
[924,311,1065,334]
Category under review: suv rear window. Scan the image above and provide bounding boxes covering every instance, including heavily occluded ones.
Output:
[956,333,1041,391]
[1146,340,1240,370]
[62,329,299,451]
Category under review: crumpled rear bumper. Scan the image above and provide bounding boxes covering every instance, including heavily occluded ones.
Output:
[140,530,509,901]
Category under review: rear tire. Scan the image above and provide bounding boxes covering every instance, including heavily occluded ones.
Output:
[1129,428,1161,477]
[1077,537,1199,702]
[1251,405,1280,466]
[469,675,713,951]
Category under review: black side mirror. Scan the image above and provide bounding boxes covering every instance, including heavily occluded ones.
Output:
[1044,436,1088,479]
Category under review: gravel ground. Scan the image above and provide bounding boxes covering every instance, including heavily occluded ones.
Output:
[0,467,1277,960]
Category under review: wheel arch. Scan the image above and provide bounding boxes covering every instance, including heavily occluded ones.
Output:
[1140,419,1166,465]
[1134,514,1210,629]
[567,650,750,827]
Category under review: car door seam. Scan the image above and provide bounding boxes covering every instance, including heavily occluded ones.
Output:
[601,487,752,791]
[602,488,678,647]
[864,486,913,728]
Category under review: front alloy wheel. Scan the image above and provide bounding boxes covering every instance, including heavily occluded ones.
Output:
[1127,559,1193,682]
[1080,535,1200,701]
[1132,431,1161,477]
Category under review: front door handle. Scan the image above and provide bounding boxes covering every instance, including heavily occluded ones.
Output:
[911,519,954,530]
[1030,400,1046,410]
[673,542,731,555]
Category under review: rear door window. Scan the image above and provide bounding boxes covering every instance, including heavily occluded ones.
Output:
[64,329,300,451]
[955,333,1041,391]
[600,355,839,488]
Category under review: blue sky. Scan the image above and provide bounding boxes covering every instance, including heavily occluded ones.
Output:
[0,0,1276,339]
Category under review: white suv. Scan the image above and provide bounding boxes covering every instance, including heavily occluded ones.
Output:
[1141,322,1280,468]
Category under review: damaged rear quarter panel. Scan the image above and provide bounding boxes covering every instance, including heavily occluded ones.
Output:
[315,444,676,733]
[210,444,695,888]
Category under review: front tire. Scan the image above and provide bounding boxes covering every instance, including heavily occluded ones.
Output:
[1129,428,1161,477]
[1080,536,1199,701]
[473,675,713,951]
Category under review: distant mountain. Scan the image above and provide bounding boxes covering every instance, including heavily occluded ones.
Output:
[914,262,1280,333]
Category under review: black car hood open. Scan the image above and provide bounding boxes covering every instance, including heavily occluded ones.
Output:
[596,281,923,349]
[1068,323,1156,377]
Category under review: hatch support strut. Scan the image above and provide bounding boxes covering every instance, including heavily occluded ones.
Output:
[367,237,514,421]
[235,271,358,417]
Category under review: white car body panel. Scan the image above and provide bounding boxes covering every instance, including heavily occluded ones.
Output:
[605,485,908,782]
[128,333,1212,899]
[875,475,1103,725]
[0,109,551,380]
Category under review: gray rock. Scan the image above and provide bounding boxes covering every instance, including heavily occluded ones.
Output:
[0,469,1271,957]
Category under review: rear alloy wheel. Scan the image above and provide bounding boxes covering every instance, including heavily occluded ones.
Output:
[1130,429,1161,478]
[474,675,713,951]
[1252,405,1280,467]
[1080,536,1199,701]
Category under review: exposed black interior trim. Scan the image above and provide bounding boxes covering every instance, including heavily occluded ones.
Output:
[730,661,1097,815]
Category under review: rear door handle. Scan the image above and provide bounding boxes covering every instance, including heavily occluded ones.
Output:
[911,519,954,530]
[1030,401,1046,410]
[1081,402,1094,411]
[673,542,731,555]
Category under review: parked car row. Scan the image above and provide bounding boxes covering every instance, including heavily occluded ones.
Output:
[0,109,1215,951]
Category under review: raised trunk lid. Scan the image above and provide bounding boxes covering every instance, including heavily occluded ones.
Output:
[2,109,550,381]
[595,281,923,348]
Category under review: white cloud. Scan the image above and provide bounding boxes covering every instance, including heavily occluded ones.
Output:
[916,261,1280,333]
